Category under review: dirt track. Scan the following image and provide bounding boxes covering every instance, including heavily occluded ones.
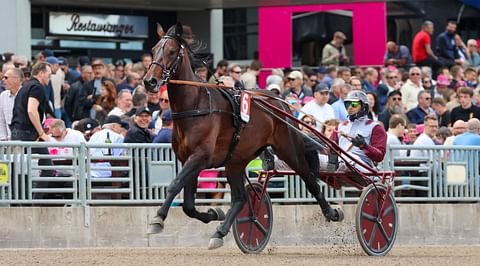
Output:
[1,245,479,266]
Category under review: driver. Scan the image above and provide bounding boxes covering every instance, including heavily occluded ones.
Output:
[329,90,387,172]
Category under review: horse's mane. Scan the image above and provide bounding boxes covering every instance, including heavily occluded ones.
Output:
[166,23,211,69]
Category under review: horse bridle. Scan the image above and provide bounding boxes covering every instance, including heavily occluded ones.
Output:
[149,35,186,84]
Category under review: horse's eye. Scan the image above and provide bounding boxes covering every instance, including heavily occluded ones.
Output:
[168,49,177,56]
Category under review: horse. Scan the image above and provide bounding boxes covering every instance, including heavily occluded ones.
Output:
[143,22,343,249]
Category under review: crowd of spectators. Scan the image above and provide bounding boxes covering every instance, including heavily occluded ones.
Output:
[1,19,480,163]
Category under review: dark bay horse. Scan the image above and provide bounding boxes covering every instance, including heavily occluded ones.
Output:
[143,22,343,249]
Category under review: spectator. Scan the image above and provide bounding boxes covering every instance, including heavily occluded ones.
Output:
[153,110,173,143]
[327,78,345,104]
[282,70,313,102]
[147,89,160,113]
[208,59,229,84]
[228,64,244,89]
[384,41,413,68]
[450,87,480,123]
[88,115,125,177]
[124,107,153,143]
[401,67,424,110]
[58,57,80,85]
[303,68,318,93]
[113,59,126,84]
[141,53,153,73]
[93,80,117,124]
[349,76,363,91]
[454,34,470,67]
[74,118,100,141]
[407,90,435,124]
[366,92,380,121]
[266,83,282,96]
[412,21,441,71]
[410,114,439,158]
[377,70,401,110]
[63,65,94,122]
[316,66,328,84]
[152,87,170,134]
[10,62,54,179]
[240,60,262,89]
[444,120,467,145]
[194,66,208,82]
[449,65,465,91]
[300,83,335,131]
[79,59,115,120]
[108,89,133,117]
[116,72,142,93]
[331,84,351,121]
[320,65,337,88]
[0,68,23,140]
[386,114,407,157]
[434,126,452,145]
[378,90,405,130]
[404,123,419,144]
[47,119,86,153]
[285,94,301,118]
[467,39,480,67]
[431,74,451,101]
[435,21,459,68]
[431,97,451,127]
[453,118,480,145]
[321,31,349,66]
[464,67,478,88]
[124,89,148,118]
[337,66,351,83]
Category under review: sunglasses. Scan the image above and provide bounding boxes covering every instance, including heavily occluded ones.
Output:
[410,73,421,76]
[304,121,316,126]
[387,76,396,79]
[231,71,241,74]
[2,76,18,80]
[287,78,295,81]
[344,101,361,108]
[392,97,402,101]
[160,98,169,103]
[424,97,431,100]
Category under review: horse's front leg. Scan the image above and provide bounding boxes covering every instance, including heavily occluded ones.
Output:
[207,166,247,249]
[147,153,208,234]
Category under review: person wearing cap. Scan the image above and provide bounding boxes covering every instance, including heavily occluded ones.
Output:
[266,84,281,96]
[431,74,451,100]
[124,107,153,143]
[152,110,173,143]
[74,118,100,141]
[282,70,313,101]
[321,31,349,66]
[316,66,328,83]
[88,115,126,178]
[80,58,115,121]
[300,83,335,131]
[378,90,405,130]
[329,90,387,172]
[47,56,70,127]
[58,57,80,85]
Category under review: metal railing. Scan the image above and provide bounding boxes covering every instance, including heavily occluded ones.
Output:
[1,141,480,206]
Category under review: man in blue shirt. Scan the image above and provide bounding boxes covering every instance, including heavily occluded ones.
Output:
[153,110,173,143]
[384,41,413,68]
[436,21,460,68]
[407,90,435,124]
[453,118,480,146]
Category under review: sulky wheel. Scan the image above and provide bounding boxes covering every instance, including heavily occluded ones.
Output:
[355,183,398,256]
[232,182,273,254]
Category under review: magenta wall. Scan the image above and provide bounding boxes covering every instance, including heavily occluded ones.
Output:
[258,2,387,87]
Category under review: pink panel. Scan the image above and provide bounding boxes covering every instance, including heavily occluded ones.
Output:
[258,2,387,88]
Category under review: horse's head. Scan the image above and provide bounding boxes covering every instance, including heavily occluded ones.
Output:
[144,22,193,93]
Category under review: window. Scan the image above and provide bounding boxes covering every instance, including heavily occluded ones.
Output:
[223,8,258,60]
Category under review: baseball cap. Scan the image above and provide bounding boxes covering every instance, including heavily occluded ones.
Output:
[387,90,402,98]
[162,110,172,121]
[81,118,100,133]
[57,57,67,65]
[316,66,328,74]
[46,56,59,65]
[287,70,303,81]
[78,56,90,66]
[135,107,152,116]
[103,115,122,125]
[266,83,281,94]
[314,83,329,93]
[42,49,54,57]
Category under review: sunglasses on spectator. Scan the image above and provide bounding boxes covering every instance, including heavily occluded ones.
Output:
[231,71,241,74]
[160,98,169,103]
[423,80,431,83]
[287,78,295,81]
[387,76,396,79]
[303,120,316,126]
[392,97,402,101]
[344,101,361,108]
[410,72,421,76]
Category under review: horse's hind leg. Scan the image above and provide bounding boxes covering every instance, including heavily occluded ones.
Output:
[208,165,247,250]
[148,154,208,234]
[182,175,225,223]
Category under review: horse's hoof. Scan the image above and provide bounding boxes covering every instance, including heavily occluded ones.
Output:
[207,237,224,250]
[208,207,226,221]
[324,207,344,222]
[147,216,164,235]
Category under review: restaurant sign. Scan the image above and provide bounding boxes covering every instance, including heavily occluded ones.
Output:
[49,12,148,38]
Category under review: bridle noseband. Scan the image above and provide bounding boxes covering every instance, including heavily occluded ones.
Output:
[150,35,185,84]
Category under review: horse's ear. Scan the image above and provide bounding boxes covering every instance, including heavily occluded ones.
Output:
[175,22,183,38]
[156,23,165,38]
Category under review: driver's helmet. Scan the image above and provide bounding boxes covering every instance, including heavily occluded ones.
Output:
[344,90,370,121]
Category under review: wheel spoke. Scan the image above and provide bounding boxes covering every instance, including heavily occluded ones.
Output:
[236,217,252,224]
[378,222,392,243]
[253,219,268,236]
[361,212,377,222]
[367,222,379,247]
[382,204,394,217]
